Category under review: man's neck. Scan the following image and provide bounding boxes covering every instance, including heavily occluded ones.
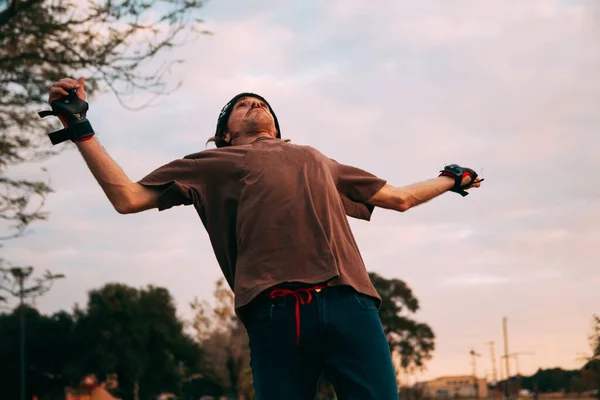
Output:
[232,132,275,146]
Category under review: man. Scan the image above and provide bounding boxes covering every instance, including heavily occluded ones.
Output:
[47,77,482,400]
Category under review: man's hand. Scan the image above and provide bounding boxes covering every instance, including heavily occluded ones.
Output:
[48,77,87,127]
[460,174,483,189]
[439,173,482,193]
[438,164,483,196]
[49,77,86,102]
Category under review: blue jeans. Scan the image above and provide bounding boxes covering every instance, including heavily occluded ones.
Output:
[238,285,399,400]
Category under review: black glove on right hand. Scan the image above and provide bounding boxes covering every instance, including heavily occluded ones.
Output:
[38,89,95,145]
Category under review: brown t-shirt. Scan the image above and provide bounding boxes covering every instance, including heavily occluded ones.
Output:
[138,137,387,309]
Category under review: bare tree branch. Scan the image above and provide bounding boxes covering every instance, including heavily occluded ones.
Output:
[0,0,43,25]
[0,0,210,248]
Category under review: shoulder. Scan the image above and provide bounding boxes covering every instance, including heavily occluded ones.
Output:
[284,142,332,161]
[178,147,247,180]
[183,146,248,160]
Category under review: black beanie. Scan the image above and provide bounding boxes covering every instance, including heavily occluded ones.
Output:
[214,92,281,148]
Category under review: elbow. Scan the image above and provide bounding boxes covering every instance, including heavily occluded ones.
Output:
[368,184,414,212]
[114,196,136,214]
[396,201,412,212]
[114,203,132,214]
[394,191,414,212]
[114,184,159,214]
[396,202,411,212]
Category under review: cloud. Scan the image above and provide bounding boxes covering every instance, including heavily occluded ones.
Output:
[3,0,599,380]
[441,269,563,287]
[442,273,514,287]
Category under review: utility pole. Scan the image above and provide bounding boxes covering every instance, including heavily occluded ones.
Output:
[470,348,482,400]
[16,268,27,400]
[504,352,535,395]
[488,341,498,385]
[1,266,64,400]
[503,317,510,400]
[488,341,499,400]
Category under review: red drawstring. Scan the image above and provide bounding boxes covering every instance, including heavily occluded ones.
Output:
[268,285,326,344]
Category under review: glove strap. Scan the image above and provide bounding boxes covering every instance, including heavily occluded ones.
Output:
[46,119,95,145]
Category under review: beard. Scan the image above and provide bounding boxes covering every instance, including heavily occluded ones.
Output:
[243,109,275,133]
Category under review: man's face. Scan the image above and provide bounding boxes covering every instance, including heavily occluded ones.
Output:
[225,96,277,141]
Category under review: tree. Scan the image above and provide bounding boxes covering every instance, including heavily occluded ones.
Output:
[0,265,64,400]
[72,283,203,400]
[569,375,585,395]
[0,0,210,249]
[191,278,253,399]
[0,282,203,400]
[369,272,435,373]
[0,265,64,306]
[589,315,600,363]
[0,306,76,400]
[517,368,579,393]
[582,315,600,395]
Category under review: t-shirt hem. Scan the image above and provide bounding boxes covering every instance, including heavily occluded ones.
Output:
[234,271,340,310]
[137,180,191,211]
[339,281,382,308]
[344,179,387,221]
[363,179,387,220]
[234,272,383,311]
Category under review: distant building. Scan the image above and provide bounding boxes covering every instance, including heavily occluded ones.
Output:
[418,375,488,399]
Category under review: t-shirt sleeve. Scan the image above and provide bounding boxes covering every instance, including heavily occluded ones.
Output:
[333,161,387,221]
[137,158,201,211]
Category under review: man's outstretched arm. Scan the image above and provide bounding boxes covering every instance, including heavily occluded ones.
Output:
[367,175,480,212]
[76,138,161,214]
[48,77,160,214]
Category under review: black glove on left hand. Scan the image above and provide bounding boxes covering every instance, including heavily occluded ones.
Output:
[439,164,482,197]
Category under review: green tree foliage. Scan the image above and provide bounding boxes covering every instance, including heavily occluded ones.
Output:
[583,315,600,395]
[0,0,209,249]
[517,368,579,393]
[369,272,435,372]
[191,278,253,399]
[72,283,202,399]
[0,306,76,399]
[0,283,202,400]
[569,375,586,395]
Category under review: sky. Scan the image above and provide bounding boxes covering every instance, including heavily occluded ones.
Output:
[3,0,600,383]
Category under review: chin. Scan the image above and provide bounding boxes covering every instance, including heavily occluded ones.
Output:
[247,117,275,132]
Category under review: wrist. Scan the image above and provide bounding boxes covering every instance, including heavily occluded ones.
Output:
[75,135,95,145]
[437,175,455,190]
[438,171,472,189]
